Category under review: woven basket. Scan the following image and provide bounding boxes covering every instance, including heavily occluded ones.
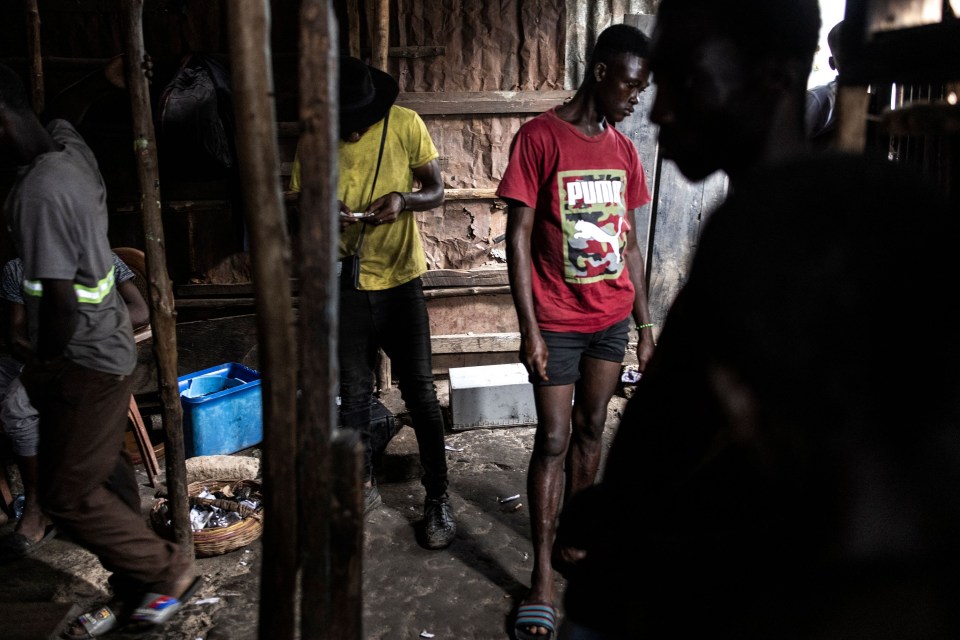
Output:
[151,478,264,557]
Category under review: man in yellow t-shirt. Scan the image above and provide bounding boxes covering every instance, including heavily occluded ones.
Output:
[290,56,454,550]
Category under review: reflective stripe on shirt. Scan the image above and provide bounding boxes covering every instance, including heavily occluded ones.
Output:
[22,266,116,304]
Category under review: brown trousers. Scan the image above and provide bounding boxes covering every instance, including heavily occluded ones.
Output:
[22,358,190,592]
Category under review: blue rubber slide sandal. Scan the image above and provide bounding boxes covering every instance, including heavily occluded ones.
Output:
[514,602,557,640]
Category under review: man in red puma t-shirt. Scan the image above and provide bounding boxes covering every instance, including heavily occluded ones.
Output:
[500,111,648,331]
[497,23,656,640]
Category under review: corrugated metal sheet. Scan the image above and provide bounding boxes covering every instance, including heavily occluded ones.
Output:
[565,0,658,88]
[393,0,662,92]
[395,0,565,91]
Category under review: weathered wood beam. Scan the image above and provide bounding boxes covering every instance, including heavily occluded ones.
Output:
[284,188,501,204]
[170,298,261,308]
[172,290,517,308]
[173,268,511,298]
[225,2,299,638]
[444,188,498,200]
[881,102,960,135]
[372,0,389,70]
[25,0,44,115]
[120,0,192,555]
[114,199,229,214]
[431,332,521,354]
[421,268,509,287]
[174,272,511,298]
[423,285,511,299]
[841,20,960,85]
[177,282,259,297]
[396,90,575,115]
[346,0,360,58]
[837,85,871,152]
[866,0,941,33]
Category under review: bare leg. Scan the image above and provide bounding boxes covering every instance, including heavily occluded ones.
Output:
[554,357,622,571]
[13,455,52,543]
[567,357,622,496]
[523,383,575,636]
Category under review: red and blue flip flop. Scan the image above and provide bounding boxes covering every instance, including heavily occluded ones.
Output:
[127,575,203,629]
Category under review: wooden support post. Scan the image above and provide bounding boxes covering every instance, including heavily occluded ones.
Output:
[225,3,299,639]
[376,350,391,393]
[372,0,389,70]
[25,0,44,114]
[837,85,872,152]
[120,0,193,555]
[299,1,364,636]
[330,431,364,639]
[346,0,361,58]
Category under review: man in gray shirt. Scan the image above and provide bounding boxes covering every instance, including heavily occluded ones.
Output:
[0,63,197,636]
[0,253,147,563]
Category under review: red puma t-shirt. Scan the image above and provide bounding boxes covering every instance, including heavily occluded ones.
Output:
[497,108,651,332]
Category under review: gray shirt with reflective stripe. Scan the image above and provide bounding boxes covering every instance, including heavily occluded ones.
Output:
[4,120,135,375]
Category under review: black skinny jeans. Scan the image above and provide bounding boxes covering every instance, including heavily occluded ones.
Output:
[339,276,448,498]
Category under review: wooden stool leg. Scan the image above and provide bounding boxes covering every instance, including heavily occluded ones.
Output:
[0,468,13,515]
[375,349,391,395]
[128,395,161,488]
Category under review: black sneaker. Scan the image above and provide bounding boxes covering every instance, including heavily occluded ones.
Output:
[363,484,382,515]
[423,494,456,549]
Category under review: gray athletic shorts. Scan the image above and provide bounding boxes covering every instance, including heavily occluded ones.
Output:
[0,356,39,457]
[533,317,631,386]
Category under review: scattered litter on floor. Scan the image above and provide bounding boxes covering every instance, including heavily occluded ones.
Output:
[444,444,464,452]
[498,494,520,504]
[523,552,529,561]
[621,369,642,384]
[420,631,435,638]
[195,597,221,605]
[512,503,523,512]
[239,561,248,566]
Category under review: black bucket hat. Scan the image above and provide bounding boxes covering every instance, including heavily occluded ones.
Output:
[340,56,399,136]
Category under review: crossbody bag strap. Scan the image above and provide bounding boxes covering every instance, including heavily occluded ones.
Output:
[354,107,391,257]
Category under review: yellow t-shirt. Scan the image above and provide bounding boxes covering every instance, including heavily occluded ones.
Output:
[289,105,439,290]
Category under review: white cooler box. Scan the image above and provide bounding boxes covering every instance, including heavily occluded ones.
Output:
[448,363,537,430]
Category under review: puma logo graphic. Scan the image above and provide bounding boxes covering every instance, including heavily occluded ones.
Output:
[566,179,623,207]
[573,217,625,264]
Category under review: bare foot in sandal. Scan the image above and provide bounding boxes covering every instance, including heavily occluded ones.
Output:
[128,573,203,629]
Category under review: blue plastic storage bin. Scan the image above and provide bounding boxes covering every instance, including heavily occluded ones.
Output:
[178,363,263,457]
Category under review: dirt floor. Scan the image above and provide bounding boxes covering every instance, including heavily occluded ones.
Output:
[0,377,632,640]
